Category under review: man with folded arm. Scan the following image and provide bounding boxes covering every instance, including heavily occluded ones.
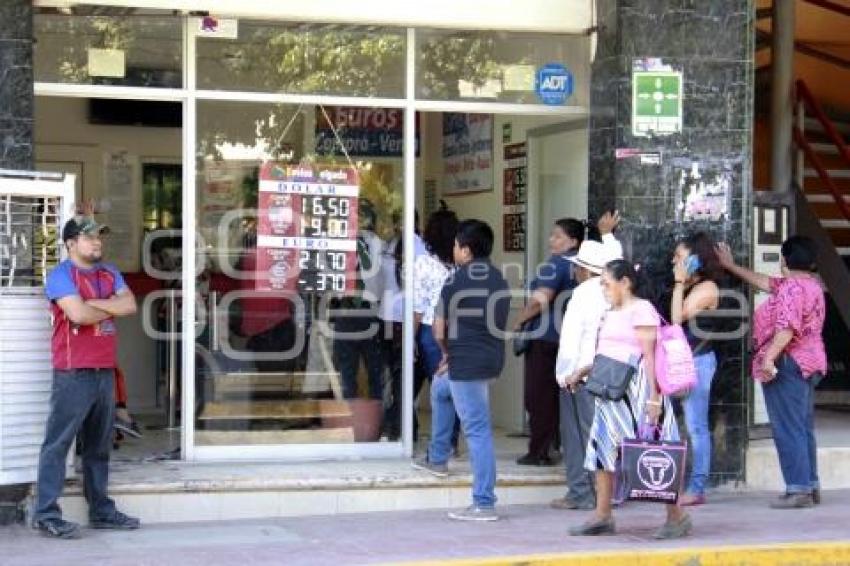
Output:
[33,216,141,539]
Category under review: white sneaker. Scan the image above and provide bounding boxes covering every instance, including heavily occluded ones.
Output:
[447,505,499,522]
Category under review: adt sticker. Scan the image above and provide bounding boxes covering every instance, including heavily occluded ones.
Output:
[535,64,574,105]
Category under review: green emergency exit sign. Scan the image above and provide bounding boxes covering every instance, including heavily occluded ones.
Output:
[632,70,682,136]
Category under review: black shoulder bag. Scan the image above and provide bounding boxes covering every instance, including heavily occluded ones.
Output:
[583,311,639,402]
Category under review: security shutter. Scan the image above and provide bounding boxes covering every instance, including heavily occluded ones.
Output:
[0,171,74,485]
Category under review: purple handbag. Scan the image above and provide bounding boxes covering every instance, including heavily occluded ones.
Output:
[619,425,687,504]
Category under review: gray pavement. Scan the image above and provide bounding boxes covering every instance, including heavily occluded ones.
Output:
[2,490,849,566]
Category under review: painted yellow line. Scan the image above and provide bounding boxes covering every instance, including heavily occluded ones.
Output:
[399,541,850,566]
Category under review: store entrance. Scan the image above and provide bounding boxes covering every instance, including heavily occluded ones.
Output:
[35,95,184,462]
[33,96,592,464]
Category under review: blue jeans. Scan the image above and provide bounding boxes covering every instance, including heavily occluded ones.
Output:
[415,324,460,445]
[682,351,717,495]
[35,369,118,522]
[428,375,496,508]
[762,354,820,494]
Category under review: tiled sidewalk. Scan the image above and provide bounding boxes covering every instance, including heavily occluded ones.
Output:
[2,490,850,565]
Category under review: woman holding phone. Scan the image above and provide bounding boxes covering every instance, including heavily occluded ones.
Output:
[670,233,722,506]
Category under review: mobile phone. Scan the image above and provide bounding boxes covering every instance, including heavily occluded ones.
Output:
[685,254,702,276]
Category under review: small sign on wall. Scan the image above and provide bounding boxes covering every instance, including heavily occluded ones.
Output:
[632,59,683,137]
[442,113,493,195]
[503,142,527,252]
[88,48,125,78]
[193,17,239,39]
[503,212,526,253]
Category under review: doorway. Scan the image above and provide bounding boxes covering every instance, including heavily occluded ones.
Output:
[34,95,185,462]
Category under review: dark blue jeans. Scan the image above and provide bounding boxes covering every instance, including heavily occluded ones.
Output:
[35,369,118,522]
[762,354,821,495]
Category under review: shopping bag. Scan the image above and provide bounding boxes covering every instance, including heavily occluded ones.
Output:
[620,427,687,504]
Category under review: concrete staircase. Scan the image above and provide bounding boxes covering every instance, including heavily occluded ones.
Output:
[801,117,850,260]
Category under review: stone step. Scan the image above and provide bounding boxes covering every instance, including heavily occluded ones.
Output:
[804,168,850,179]
[210,372,341,399]
[747,444,850,491]
[198,399,352,421]
[810,142,840,155]
[805,117,850,136]
[47,460,564,525]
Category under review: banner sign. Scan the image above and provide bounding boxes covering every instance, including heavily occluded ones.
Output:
[315,106,419,157]
[442,113,493,195]
[256,163,360,293]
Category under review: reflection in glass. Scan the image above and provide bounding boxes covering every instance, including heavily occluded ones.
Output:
[34,12,182,88]
[416,29,589,105]
[196,22,405,97]
[195,101,405,446]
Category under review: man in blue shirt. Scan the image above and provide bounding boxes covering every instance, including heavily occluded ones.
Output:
[412,220,510,521]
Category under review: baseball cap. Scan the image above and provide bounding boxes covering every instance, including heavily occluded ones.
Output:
[62,216,110,242]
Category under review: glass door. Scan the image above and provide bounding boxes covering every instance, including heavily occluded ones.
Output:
[191,101,407,458]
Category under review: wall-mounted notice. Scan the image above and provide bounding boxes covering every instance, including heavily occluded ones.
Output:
[102,150,138,271]
[503,213,525,253]
[442,113,493,195]
[256,163,360,294]
[632,60,683,137]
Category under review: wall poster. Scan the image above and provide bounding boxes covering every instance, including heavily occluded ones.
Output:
[441,113,493,195]
[503,142,526,252]
[102,150,139,271]
[256,163,360,294]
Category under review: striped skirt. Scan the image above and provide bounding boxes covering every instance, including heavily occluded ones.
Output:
[584,364,679,473]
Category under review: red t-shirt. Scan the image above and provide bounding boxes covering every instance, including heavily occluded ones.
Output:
[45,260,126,370]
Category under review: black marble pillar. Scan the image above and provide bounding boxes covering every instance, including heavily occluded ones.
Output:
[0,0,34,170]
[587,1,754,486]
[0,0,34,525]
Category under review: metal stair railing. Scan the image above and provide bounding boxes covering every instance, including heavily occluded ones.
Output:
[791,78,850,331]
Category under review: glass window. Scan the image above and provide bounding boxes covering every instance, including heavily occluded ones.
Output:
[416,29,590,106]
[143,163,183,232]
[34,12,183,88]
[195,101,406,446]
[196,22,406,98]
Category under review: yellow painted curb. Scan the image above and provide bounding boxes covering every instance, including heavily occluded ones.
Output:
[399,541,850,566]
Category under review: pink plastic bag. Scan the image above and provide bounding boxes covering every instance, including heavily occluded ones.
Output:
[655,322,697,396]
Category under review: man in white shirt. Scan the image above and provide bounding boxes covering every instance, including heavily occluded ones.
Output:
[551,213,622,510]
[379,211,428,439]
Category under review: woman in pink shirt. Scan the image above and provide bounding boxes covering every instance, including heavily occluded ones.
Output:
[567,260,691,539]
[717,236,826,509]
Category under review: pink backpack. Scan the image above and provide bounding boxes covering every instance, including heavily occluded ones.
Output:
[655,321,697,396]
